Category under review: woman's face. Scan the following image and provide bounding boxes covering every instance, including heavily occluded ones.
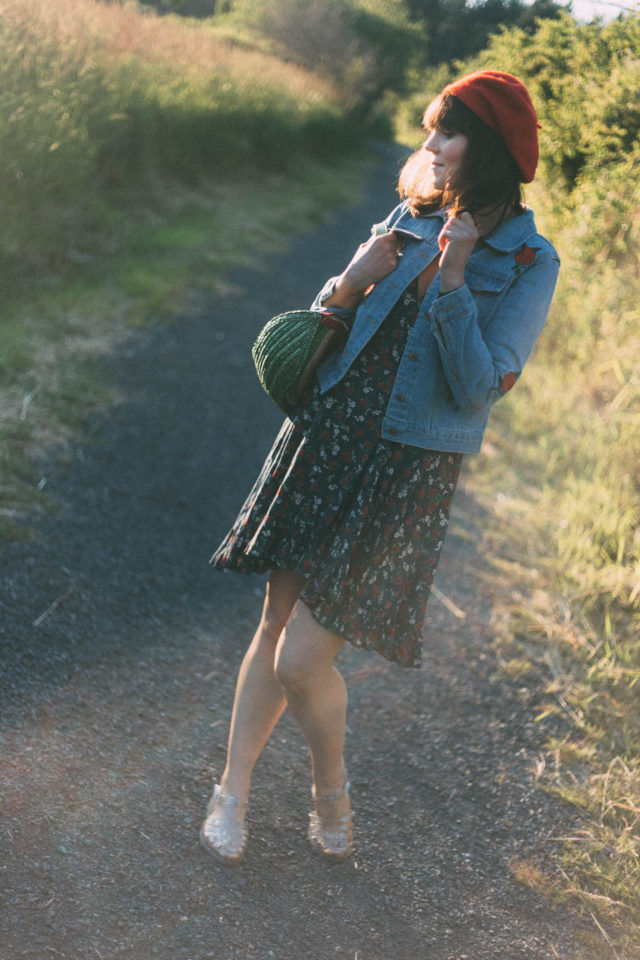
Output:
[422,124,469,192]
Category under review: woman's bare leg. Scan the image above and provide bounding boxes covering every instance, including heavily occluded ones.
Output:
[274,601,348,802]
[204,587,351,861]
[218,568,305,803]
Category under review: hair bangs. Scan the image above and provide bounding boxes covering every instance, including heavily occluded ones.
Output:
[423,93,475,136]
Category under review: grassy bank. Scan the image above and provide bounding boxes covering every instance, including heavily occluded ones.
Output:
[0,155,371,541]
[0,0,373,541]
[424,14,640,955]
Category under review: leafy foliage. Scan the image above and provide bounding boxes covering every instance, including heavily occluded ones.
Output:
[405,0,563,63]
[216,0,564,118]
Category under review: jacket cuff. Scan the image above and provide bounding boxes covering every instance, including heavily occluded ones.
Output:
[432,283,475,321]
[311,277,357,319]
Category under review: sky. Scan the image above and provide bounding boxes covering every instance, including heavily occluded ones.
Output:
[554,0,639,20]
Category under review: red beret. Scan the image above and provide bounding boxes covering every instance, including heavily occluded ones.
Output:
[443,70,540,183]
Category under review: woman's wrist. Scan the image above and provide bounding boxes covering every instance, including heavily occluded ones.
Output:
[439,271,465,294]
[320,274,365,310]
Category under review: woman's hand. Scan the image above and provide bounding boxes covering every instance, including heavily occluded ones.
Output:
[438,211,480,293]
[322,233,402,310]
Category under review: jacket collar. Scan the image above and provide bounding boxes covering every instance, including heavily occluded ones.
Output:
[396,204,538,253]
[393,207,446,242]
[480,207,538,253]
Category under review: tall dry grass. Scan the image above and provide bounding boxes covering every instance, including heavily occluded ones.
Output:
[0,0,351,296]
[9,0,337,98]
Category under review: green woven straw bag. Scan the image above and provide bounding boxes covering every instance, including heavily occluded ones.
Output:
[252,310,346,415]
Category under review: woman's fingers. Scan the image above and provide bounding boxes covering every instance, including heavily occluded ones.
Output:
[438,212,480,290]
[343,232,401,289]
[438,211,479,251]
[361,232,402,264]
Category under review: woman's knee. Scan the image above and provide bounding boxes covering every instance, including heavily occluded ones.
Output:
[273,636,310,694]
[274,603,342,693]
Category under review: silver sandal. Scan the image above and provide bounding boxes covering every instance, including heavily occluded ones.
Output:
[199,784,248,865]
[308,781,353,862]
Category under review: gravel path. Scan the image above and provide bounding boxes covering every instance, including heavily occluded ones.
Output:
[1,148,599,960]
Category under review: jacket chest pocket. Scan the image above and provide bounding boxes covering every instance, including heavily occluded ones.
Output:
[465,266,511,328]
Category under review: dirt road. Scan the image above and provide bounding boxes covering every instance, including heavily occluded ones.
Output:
[1,148,599,960]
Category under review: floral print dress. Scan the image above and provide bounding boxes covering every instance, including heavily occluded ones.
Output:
[210,281,462,668]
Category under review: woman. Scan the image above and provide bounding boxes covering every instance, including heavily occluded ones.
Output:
[200,71,559,865]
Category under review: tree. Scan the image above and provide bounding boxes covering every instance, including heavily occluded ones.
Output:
[405,0,563,62]
[141,0,216,17]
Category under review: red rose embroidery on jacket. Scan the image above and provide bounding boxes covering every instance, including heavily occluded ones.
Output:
[514,244,536,266]
[501,371,518,393]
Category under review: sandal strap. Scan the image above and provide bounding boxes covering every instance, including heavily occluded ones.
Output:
[312,780,350,803]
[208,783,247,816]
[215,784,246,804]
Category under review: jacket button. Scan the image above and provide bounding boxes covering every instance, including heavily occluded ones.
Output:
[396,393,406,402]
[388,426,399,436]
[408,352,419,361]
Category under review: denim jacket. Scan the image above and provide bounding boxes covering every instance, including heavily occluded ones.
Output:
[311,201,559,454]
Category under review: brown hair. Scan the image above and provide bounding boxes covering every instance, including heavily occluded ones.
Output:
[398,93,524,218]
